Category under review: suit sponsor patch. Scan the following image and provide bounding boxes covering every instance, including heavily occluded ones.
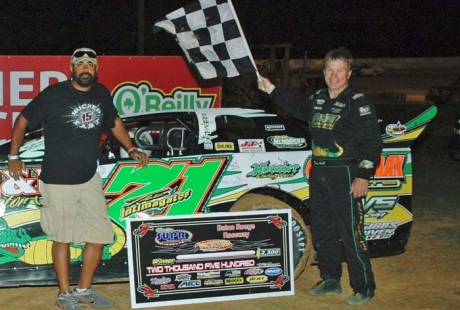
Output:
[359,105,372,116]
[352,93,365,100]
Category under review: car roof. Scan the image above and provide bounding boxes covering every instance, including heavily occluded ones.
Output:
[121,108,277,122]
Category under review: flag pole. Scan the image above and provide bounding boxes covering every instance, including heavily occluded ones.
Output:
[227,0,260,80]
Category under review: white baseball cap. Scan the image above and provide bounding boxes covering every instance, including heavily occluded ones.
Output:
[71,47,98,65]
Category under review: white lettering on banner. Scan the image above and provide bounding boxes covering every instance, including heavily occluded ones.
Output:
[9,71,67,106]
[145,260,256,275]
[11,71,34,106]
[0,70,67,130]
[40,71,68,91]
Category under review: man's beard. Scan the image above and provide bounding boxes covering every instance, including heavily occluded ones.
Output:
[72,71,97,87]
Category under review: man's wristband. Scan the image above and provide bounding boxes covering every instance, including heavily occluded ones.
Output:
[8,154,19,160]
[266,84,276,95]
[128,147,137,154]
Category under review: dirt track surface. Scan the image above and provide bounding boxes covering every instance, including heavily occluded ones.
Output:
[2,72,460,310]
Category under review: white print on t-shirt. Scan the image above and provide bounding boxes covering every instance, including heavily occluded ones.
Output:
[68,103,103,129]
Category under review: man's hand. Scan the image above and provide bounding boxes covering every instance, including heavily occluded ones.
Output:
[257,76,275,94]
[8,159,26,181]
[350,177,369,198]
[129,150,149,168]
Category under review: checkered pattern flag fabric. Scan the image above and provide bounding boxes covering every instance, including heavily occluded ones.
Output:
[153,0,257,79]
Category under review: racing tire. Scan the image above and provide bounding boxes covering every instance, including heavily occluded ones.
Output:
[229,193,313,279]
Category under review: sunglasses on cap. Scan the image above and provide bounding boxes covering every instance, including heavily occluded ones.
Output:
[72,50,97,59]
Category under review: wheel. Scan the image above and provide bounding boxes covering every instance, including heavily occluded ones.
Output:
[229,193,313,279]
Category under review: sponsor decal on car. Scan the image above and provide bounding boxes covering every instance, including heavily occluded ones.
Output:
[105,157,229,223]
[386,121,407,137]
[374,154,405,179]
[201,113,215,150]
[264,124,286,131]
[121,187,192,218]
[215,142,235,151]
[0,167,42,200]
[363,196,398,214]
[246,161,301,180]
[267,135,307,149]
[364,221,399,240]
[238,139,266,152]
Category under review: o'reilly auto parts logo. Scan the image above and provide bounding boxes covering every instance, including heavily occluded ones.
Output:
[112,81,216,116]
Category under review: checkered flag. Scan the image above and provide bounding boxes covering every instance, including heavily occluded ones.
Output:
[153,0,258,79]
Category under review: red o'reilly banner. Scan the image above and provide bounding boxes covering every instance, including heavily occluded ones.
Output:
[0,56,221,142]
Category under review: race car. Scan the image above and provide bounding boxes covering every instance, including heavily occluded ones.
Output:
[0,105,437,286]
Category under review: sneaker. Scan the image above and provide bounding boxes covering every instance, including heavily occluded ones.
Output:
[345,292,373,306]
[307,279,342,296]
[73,287,114,308]
[55,292,83,310]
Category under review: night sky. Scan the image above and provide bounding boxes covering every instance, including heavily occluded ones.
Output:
[1,0,459,59]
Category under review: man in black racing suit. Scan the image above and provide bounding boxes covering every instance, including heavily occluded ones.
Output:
[258,48,383,306]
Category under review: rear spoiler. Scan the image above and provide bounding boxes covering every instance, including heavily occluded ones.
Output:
[378,104,437,148]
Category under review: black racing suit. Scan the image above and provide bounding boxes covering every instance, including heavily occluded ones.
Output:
[271,85,382,297]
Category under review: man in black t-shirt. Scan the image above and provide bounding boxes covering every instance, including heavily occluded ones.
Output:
[8,47,148,310]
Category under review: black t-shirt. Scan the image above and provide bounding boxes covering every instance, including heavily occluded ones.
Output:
[21,80,119,184]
